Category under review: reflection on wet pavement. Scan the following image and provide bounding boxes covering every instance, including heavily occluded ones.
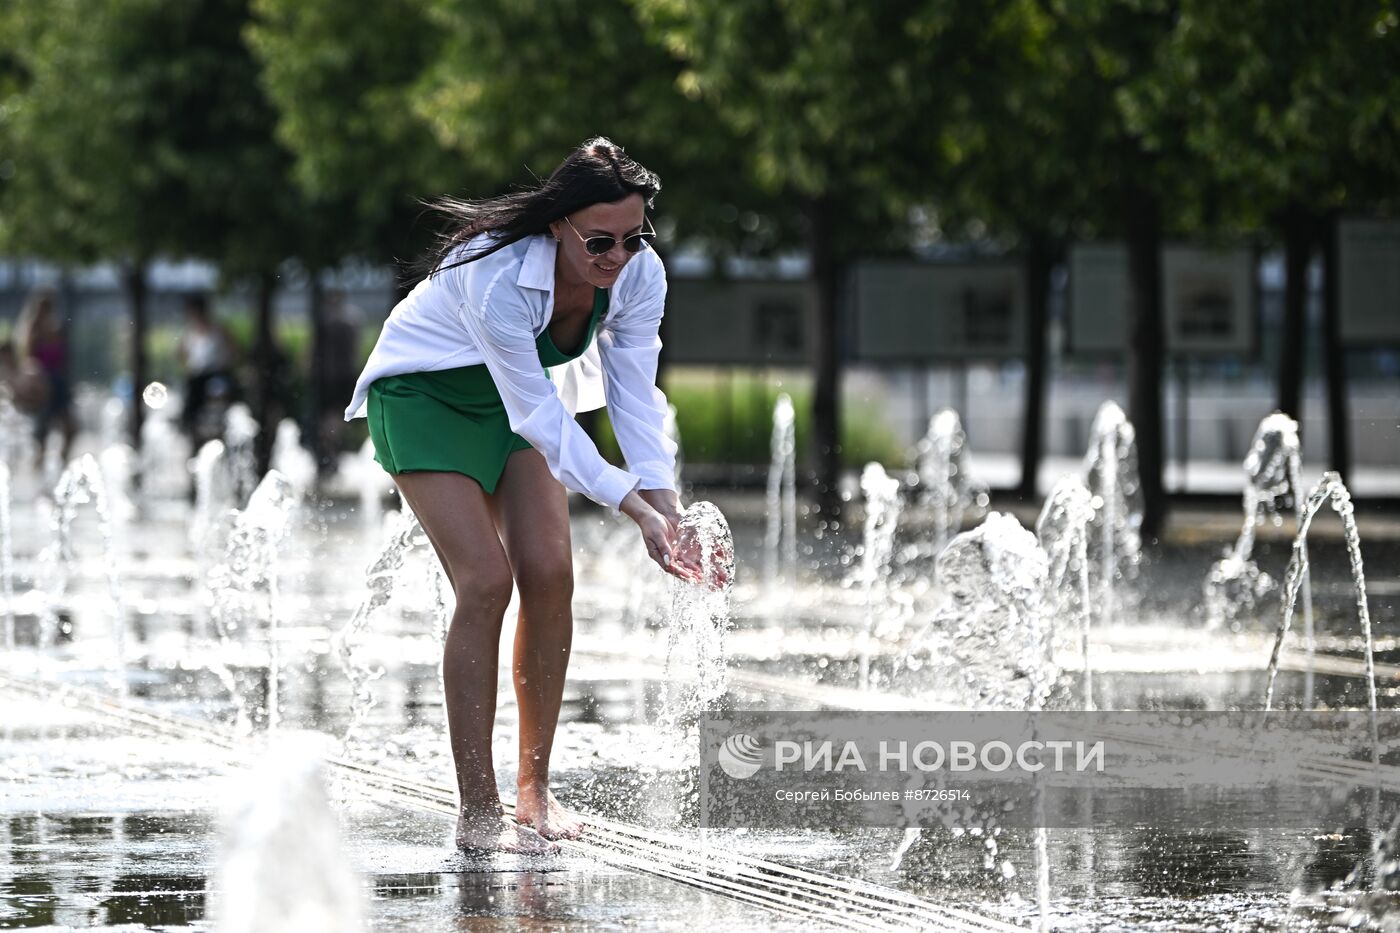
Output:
[0,699,810,930]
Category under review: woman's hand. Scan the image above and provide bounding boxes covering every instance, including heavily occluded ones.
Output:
[673,520,732,591]
[638,488,708,583]
[635,488,729,589]
[638,488,682,535]
[621,490,700,582]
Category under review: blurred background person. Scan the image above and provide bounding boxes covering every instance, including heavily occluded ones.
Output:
[0,338,50,418]
[178,293,241,447]
[13,288,75,469]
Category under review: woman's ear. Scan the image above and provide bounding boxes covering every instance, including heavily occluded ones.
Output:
[548,221,562,242]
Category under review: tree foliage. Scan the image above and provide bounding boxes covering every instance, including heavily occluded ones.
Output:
[0,0,310,274]
[1146,0,1400,223]
[246,0,455,268]
[414,0,765,248]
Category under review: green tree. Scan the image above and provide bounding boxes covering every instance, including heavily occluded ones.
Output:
[1,0,355,466]
[900,0,1081,500]
[249,0,464,471]
[1012,0,1196,537]
[1151,0,1400,480]
[631,0,975,514]
[250,0,768,462]
[246,0,457,270]
[412,0,786,442]
[415,0,772,253]
[2,0,189,449]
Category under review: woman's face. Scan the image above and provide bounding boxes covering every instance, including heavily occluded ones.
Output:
[550,193,646,290]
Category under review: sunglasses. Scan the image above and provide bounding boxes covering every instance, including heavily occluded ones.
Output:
[563,215,656,256]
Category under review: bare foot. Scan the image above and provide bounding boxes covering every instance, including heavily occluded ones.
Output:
[514,785,585,840]
[455,813,559,855]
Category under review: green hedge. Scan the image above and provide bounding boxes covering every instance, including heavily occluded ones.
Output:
[595,369,907,469]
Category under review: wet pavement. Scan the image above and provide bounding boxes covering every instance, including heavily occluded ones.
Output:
[0,696,814,931]
[3,458,1400,929]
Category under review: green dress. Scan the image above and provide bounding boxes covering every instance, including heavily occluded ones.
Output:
[366,287,608,493]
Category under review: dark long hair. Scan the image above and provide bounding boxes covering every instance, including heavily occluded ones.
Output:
[415,137,661,281]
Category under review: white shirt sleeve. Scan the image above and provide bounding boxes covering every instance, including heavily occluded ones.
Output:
[448,262,640,512]
[599,251,679,492]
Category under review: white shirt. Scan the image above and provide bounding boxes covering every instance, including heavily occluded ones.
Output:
[344,233,677,511]
[181,328,232,374]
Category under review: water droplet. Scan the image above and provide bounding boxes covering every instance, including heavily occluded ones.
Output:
[141,381,169,410]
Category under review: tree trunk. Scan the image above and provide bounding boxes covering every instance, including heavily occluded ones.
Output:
[307,269,327,475]
[124,262,149,456]
[1321,212,1350,482]
[253,272,278,478]
[1018,231,1053,500]
[808,196,842,518]
[1276,205,1312,421]
[1123,184,1166,539]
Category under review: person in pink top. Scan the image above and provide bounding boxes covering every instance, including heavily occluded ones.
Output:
[14,289,74,468]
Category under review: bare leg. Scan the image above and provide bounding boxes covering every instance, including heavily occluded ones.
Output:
[392,470,556,855]
[489,449,585,839]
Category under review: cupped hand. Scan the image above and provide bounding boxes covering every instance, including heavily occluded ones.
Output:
[673,520,732,591]
[638,488,683,536]
[621,491,700,582]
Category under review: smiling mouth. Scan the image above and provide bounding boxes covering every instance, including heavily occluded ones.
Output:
[595,262,620,275]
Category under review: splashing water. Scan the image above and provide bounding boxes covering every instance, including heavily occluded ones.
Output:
[427,535,451,698]
[619,515,672,633]
[764,393,798,586]
[0,461,13,651]
[271,419,318,496]
[34,456,126,667]
[639,502,735,829]
[925,512,1054,711]
[916,409,988,557]
[210,734,364,932]
[855,463,904,689]
[1036,476,1096,709]
[355,439,385,534]
[1204,413,1312,633]
[0,397,36,471]
[207,471,300,730]
[331,510,420,743]
[191,440,236,556]
[1261,471,1381,891]
[138,405,188,501]
[661,502,735,723]
[223,403,261,506]
[1082,402,1143,630]
[1264,472,1376,718]
[97,445,137,529]
[855,463,903,595]
[100,397,127,449]
[898,512,1053,928]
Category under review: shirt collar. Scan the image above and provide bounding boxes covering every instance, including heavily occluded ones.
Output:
[517,234,556,291]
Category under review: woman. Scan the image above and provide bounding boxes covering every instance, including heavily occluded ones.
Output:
[345,138,696,854]
[14,289,75,469]
[177,293,241,446]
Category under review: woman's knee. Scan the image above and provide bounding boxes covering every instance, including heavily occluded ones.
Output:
[452,566,515,615]
[513,550,574,602]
